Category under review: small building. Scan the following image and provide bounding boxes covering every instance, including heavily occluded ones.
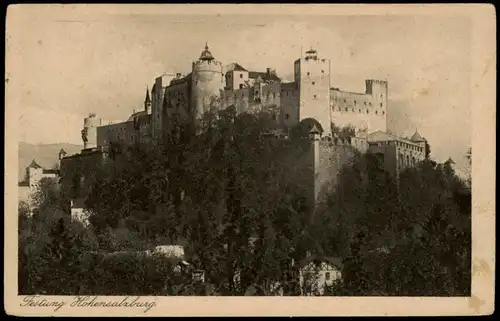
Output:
[297,255,343,296]
[70,198,91,227]
[18,159,59,207]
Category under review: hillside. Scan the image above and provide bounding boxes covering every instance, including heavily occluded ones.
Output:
[18,142,83,181]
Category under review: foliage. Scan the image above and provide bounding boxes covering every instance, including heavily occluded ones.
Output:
[313,149,471,296]
[19,102,471,297]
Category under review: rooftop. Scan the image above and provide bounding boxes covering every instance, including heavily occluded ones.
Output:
[410,131,426,142]
[225,63,248,72]
[248,71,280,82]
[368,131,423,146]
[298,255,344,270]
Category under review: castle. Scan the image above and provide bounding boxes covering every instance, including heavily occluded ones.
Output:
[58,43,427,211]
[86,44,390,148]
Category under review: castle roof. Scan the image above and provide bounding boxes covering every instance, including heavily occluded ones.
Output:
[225,63,248,72]
[145,86,151,103]
[309,124,321,135]
[199,43,215,61]
[28,159,42,169]
[127,110,150,122]
[410,131,426,142]
[248,71,280,82]
[368,131,420,145]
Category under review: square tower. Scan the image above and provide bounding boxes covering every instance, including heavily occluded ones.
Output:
[295,49,331,137]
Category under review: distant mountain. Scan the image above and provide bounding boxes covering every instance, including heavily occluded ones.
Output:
[18,142,83,182]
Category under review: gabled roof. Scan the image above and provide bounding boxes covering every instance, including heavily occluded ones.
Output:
[28,159,42,169]
[309,124,321,134]
[248,71,281,82]
[410,131,426,142]
[368,131,420,145]
[298,255,343,270]
[225,63,248,72]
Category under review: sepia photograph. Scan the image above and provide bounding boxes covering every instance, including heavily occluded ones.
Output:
[5,4,495,317]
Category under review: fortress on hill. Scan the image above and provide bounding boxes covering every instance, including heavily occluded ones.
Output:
[55,43,427,214]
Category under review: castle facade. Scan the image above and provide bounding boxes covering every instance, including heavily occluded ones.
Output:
[88,44,389,149]
[56,43,427,210]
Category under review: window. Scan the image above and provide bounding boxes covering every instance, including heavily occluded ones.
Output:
[312,82,315,85]
[325,272,331,280]
[239,74,243,79]
[239,84,244,89]
[345,107,348,112]
[321,70,324,73]
[375,110,378,114]
[354,100,357,105]
[380,103,383,107]
[314,95,317,99]
[307,72,310,76]
[344,99,347,103]
[369,102,372,106]
[382,111,385,115]
[285,114,290,120]
[272,114,276,120]
[364,101,367,106]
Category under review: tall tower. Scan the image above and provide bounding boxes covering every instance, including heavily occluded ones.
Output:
[81,113,102,150]
[144,86,152,114]
[365,79,388,132]
[295,49,331,137]
[190,43,223,123]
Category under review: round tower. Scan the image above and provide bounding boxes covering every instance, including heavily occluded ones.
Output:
[190,43,223,122]
[82,113,102,149]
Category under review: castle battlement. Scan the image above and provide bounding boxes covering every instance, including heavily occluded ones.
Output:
[193,60,222,68]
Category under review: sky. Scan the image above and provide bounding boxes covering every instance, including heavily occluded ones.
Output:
[7,5,472,171]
